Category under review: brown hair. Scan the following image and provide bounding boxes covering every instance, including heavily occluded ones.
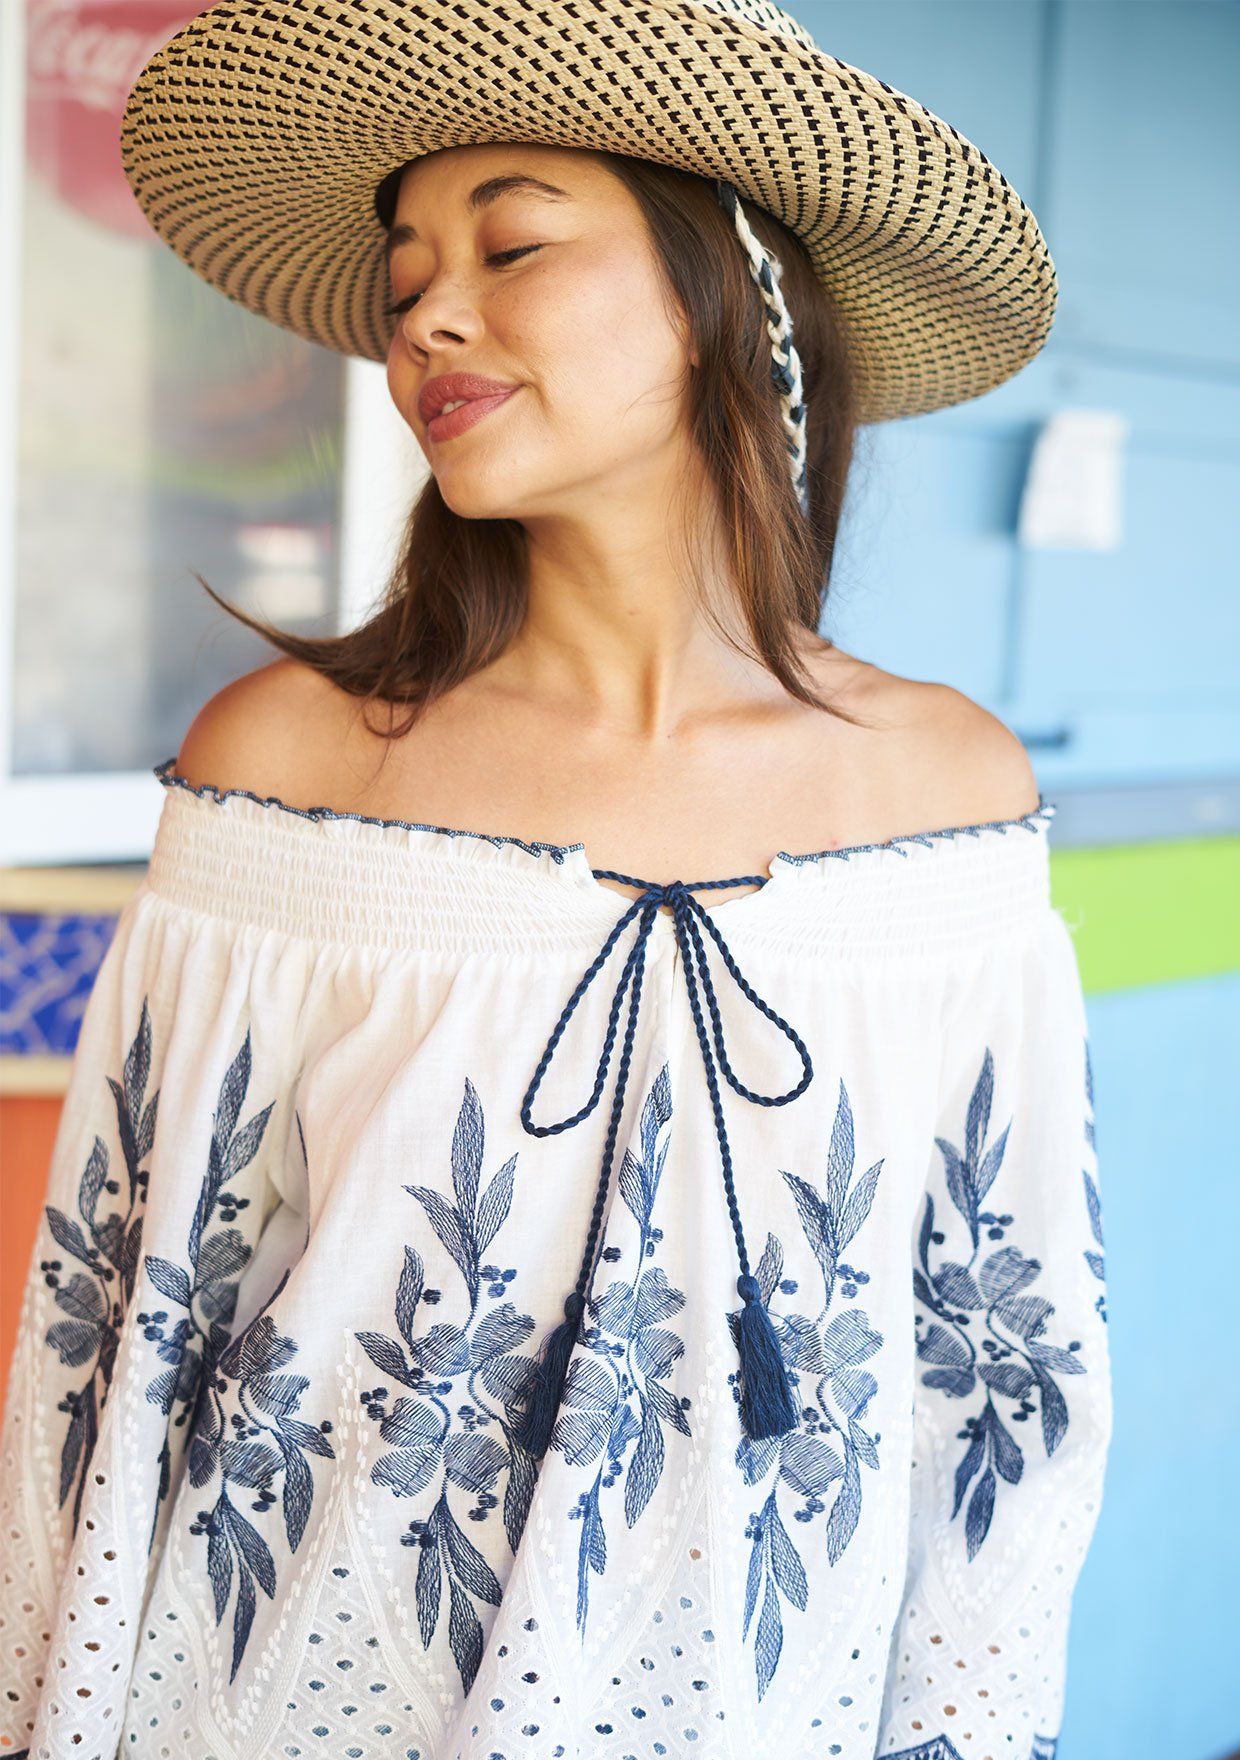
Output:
[194,148,873,746]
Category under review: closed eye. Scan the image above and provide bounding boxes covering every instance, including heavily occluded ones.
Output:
[383,244,544,315]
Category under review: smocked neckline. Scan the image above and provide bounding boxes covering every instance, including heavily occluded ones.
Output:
[151,755,1056,877]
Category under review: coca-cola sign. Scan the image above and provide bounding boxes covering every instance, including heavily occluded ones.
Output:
[25,0,198,237]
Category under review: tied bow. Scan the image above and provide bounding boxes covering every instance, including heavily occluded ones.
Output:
[513,869,814,1458]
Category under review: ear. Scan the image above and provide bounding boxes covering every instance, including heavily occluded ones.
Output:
[672,299,699,370]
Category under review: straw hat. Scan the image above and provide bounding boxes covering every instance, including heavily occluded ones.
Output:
[118,0,1057,428]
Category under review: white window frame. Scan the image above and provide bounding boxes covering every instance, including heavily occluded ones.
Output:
[0,0,426,867]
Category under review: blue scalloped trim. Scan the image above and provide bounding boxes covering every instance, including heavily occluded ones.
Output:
[773,795,1055,865]
[152,756,583,864]
[152,756,1055,876]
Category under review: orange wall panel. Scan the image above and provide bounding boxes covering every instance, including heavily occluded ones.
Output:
[0,1094,61,1403]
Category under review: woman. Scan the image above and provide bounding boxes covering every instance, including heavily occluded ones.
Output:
[0,5,1112,1757]
[173,140,1032,902]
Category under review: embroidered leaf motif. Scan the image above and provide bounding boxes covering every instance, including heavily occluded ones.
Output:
[824,1450,863,1564]
[444,1433,507,1493]
[753,1571,783,1700]
[979,1246,1040,1305]
[103,1016,338,1688]
[355,1330,421,1390]
[933,1263,983,1310]
[838,1160,883,1252]
[767,1501,808,1610]
[915,1044,1095,1561]
[553,1062,689,1634]
[818,1309,883,1373]
[396,1246,425,1347]
[439,1494,503,1603]
[42,999,158,1531]
[1081,1039,1107,1323]
[633,1325,684,1381]
[994,1293,1053,1340]
[965,1464,996,1558]
[145,1258,192,1308]
[37,1006,342,1703]
[46,999,316,1668]
[372,1400,441,1498]
[406,1096,519,1311]
[476,1160,515,1254]
[980,1362,1034,1401]
[357,1075,538,1695]
[470,1303,534,1367]
[624,1395,664,1527]
[777,1431,843,1497]
[632,1266,684,1331]
[419,1323,471,1377]
[733,1075,887,1699]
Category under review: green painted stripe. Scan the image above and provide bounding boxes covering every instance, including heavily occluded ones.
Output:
[1050,836,1240,994]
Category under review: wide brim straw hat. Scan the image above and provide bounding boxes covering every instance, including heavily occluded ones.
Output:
[118,0,1057,427]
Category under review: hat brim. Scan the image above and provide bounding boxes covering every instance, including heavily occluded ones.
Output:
[118,0,1056,424]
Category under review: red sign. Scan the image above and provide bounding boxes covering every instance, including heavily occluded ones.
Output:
[25,0,200,238]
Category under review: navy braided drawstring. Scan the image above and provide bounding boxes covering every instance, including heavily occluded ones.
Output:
[513,872,814,1459]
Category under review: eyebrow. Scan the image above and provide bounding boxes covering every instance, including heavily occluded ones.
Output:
[383,175,573,266]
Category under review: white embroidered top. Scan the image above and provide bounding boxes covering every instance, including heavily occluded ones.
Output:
[0,759,1113,1760]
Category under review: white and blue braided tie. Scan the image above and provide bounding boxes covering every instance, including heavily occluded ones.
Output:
[715,180,810,517]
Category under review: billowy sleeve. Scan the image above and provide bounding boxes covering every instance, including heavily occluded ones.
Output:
[876,902,1113,1760]
[0,875,311,1757]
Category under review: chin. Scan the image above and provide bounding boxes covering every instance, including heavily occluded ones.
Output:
[434,474,523,521]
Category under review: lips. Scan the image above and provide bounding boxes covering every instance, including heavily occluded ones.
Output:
[418,372,518,424]
[425,386,520,443]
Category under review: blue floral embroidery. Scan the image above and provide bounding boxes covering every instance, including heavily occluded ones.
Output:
[732,1076,886,1700]
[354,1075,541,1695]
[41,998,158,1532]
[141,1030,334,1684]
[915,1046,1088,1562]
[552,1063,691,1633]
[41,999,332,1681]
[1081,1039,1107,1323]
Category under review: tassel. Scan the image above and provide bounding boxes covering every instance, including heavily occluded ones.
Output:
[735,1273,798,1440]
[512,1288,586,1458]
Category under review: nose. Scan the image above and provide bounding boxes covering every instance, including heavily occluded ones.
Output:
[395,273,484,359]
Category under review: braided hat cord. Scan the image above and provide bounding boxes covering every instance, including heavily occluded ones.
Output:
[715,181,810,518]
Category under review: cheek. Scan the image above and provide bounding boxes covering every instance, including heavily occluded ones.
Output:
[511,249,687,435]
[385,341,414,408]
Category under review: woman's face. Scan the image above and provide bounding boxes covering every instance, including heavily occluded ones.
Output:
[384,143,696,522]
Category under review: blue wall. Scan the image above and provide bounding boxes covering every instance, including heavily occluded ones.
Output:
[811,0,1240,791]
[789,4,1240,1757]
[1072,973,1240,1760]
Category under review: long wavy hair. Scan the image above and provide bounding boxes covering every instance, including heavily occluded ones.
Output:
[195,148,874,744]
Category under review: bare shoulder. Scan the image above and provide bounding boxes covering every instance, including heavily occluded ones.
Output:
[881,671,1042,826]
[810,648,1043,830]
[173,658,354,801]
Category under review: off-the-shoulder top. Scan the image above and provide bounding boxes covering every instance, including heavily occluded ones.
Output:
[0,759,1112,1760]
